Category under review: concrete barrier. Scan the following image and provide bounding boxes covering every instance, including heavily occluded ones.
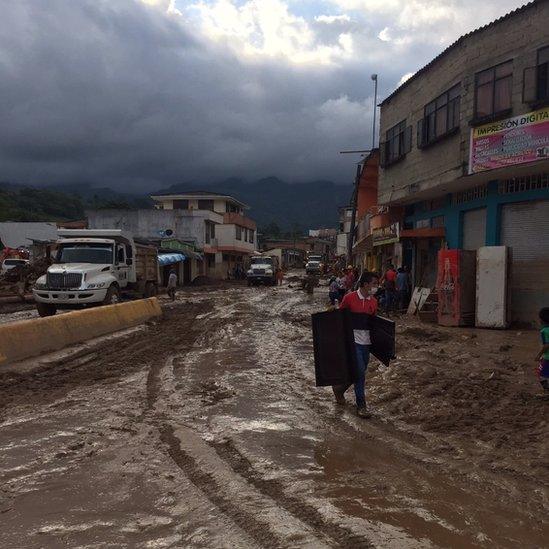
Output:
[0,298,162,365]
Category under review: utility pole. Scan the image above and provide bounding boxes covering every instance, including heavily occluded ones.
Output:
[371,74,378,149]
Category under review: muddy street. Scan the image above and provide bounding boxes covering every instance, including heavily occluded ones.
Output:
[0,283,547,548]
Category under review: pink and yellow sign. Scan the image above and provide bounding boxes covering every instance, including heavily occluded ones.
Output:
[469,108,549,174]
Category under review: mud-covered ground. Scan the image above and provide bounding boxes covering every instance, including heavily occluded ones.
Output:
[0,279,547,548]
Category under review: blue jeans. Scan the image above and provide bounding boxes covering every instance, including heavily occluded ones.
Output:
[353,344,370,407]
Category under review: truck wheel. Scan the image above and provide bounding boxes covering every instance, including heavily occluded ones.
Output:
[144,282,157,297]
[103,285,120,305]
[36,302,57,317]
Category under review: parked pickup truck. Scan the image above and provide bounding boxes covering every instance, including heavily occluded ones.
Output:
[305,255,323,275]
[33,229,159,317]
[247,255,279,286]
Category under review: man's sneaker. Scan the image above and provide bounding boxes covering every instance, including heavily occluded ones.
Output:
[357,406,371,419]
[332,387,346,405]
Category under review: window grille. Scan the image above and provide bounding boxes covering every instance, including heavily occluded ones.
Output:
[452,185,487,205]
[498,173,549,194]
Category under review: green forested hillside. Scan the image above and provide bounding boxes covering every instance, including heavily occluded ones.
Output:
[0,185,147,222]
[0,179,352,233]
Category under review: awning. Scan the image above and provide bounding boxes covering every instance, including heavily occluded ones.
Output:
[158,253,186,266]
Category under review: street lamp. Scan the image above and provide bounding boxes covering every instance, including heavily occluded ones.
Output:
[371,74,378,149]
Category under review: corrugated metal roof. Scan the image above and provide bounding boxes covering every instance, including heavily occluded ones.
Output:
[0,222,58,248]
[379,0,543,107]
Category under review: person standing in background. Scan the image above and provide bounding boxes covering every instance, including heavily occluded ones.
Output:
[382,263,397,313]
[396,267,411,311]
[167,268,177,301]
[536,307,549,392]
[337,270,347,302]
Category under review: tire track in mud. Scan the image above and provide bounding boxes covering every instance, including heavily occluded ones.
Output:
[147,301,307,548]
[213,438,373,549]
[159,424,289,549]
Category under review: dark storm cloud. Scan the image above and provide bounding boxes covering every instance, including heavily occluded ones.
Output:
[0,0,418,191]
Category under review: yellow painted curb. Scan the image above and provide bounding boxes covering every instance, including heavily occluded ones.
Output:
[0,298,162,365]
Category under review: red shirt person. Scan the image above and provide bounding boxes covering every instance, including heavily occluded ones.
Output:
[382,263,397,311]
[333,271,379,418]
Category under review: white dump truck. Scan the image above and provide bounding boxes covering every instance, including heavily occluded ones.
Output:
[33,229,159,317]
[247,254,279,286]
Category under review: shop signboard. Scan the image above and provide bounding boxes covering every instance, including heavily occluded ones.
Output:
[372,223,399,247]
[469,107,549,174]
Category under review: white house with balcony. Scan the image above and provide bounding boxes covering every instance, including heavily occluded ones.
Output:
[150,192,257,278]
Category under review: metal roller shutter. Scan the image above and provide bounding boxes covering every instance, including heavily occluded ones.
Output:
[500,200,549,324]
[462,208,487,250]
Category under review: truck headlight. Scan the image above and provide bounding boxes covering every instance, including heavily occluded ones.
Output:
[34,282,47,290]
[87,282,106,289]
[247,270,253,275]
[265,269,273,275]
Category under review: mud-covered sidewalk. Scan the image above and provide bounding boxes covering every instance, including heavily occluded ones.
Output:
[0,283,546,548]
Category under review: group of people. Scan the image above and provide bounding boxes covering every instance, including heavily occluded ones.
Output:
[327,266,359,305]
[379,264,412,312]
[328,262,412,313]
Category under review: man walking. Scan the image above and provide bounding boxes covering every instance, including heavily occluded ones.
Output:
[382,263,397,312]
[332,271,379,418]
[167,268,177,301]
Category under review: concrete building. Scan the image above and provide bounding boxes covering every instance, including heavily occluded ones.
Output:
[88,192,257,280]
[336,207,353,257]
[378,0,549,323]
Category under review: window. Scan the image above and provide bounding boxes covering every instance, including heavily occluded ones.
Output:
[538,46,549,102]
[248,230,254,244]
[418,84,460,147]
[236,226,242,240]
[381,120,412,166]
[116,245,125,264]
[523,45,549,104]
[173,199,189,209]
[197,199,214,211]
[415,219,430,229]
[205,221,215,244]
[474,60,513,120]
[226,202,240,213]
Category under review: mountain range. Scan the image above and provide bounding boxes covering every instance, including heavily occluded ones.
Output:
[0,178,352,232]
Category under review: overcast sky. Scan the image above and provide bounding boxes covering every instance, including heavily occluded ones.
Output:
[0,0,526,191]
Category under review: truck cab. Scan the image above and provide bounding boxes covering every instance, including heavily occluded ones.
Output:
[247,255,278,286]
[33,229,158,316]
[305,255,323,275]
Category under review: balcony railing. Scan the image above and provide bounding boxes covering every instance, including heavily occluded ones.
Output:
[223,213,256,230]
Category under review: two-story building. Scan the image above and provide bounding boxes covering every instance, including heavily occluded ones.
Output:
[88,191,257,280]
[151,192,257,277]
[378,0,549,323]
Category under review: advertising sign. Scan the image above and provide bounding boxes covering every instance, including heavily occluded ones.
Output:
[372,223,399,246]
[469,108,549,174]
